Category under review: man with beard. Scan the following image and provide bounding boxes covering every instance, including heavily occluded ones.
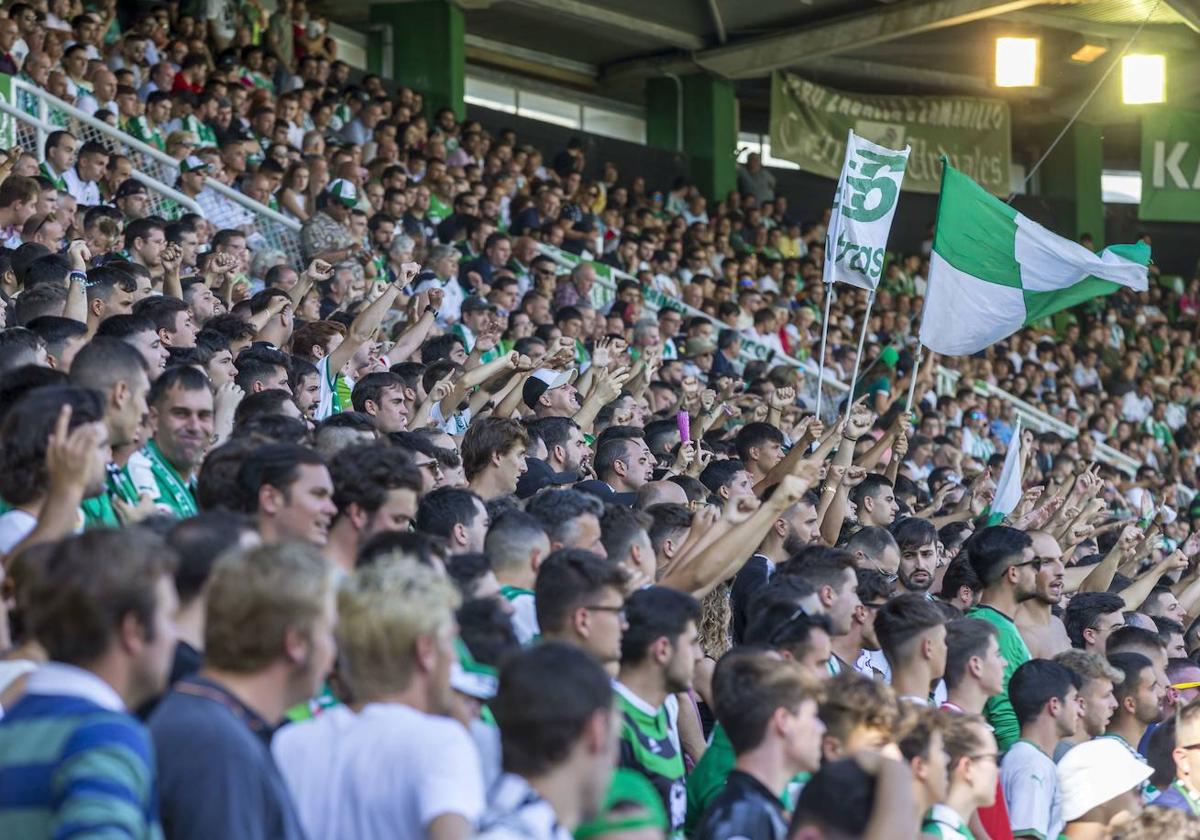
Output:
[520,417,591,499]
[891,516,939,595]
[272,559,485,840]
[1104,652,1166,795]
[129,365,212,518]
[614,586,703,835]
[1016,531,1072,658]
[731,490,821,644]
[965,526,1038,750]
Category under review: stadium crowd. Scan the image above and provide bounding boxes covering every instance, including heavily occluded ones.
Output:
[2,1,1200,840]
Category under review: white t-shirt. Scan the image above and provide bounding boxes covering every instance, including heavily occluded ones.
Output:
[0,509,37,554]
[414,275,464,326]
[272,703,485,840]
[1001,739,1063,840]
[63,168,100,207]
[429,401,471,436]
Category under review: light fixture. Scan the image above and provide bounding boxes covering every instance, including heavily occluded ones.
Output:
[1070,43,1107,64]
[1122,54,1166,104]
[995,37,1039,87]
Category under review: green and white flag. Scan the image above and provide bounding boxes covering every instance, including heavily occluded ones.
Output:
[991,419,1024,517]
[824,130,910,291]
[919,162,1150,356]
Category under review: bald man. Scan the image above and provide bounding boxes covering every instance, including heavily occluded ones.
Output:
[1015,531,1072,658]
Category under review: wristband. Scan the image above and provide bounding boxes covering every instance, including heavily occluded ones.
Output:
[423,305,438,316]
[69,270,93,288]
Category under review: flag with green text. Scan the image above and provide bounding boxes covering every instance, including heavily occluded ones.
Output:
[919,161,1150,356]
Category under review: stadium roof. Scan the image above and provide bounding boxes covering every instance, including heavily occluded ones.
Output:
[329,0,1200,125]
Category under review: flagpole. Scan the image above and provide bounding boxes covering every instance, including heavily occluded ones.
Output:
[904,348,923,413]
[814,281,834,422]
[844,290,876,426]
[905,287,933,412]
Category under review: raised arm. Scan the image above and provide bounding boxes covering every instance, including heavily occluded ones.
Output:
[64,241,90,325]
[326,263,417,375]
[661,466,820,598]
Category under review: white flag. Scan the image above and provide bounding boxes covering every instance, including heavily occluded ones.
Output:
[823,130,911,291]
[991,420,1024,516]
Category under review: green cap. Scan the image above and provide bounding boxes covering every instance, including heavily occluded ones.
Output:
[880,346,900,369]
[327,178,359,208]
[574,769,668,839]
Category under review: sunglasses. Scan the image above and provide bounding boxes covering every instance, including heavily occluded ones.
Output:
[768,606,809,646]
[1012,557,1044,572]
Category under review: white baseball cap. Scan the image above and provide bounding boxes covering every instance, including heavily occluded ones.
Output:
[1058,738,1152,822]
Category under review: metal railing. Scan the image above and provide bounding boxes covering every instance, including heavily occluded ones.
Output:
[8,78,303,266]
[934,366,1139,476]
[0,98,202,220]
[535,243,851,421]
[536,244,1141,475]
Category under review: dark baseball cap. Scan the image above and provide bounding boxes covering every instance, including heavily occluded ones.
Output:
[114,179,148,198]
[522,368,574,409]
[515,457,577,499]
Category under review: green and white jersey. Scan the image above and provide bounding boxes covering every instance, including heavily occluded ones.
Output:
[614,682,685,837]
[499,585,538,645]
[922,804,975,840]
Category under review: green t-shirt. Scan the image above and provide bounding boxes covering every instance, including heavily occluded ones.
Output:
[616,685,686,836]
[966,604,1030,750]
[684,723,808,836]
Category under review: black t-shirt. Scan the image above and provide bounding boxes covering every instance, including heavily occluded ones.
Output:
[693,769,788,840]
[730,554,772,645]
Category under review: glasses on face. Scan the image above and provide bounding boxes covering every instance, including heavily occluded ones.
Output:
[862,601,890,611]
[583,604,626,622]
[768,606,809,646]
[968,753,1000,764]
[1013,557,1044,572]
[414,459,443,476]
